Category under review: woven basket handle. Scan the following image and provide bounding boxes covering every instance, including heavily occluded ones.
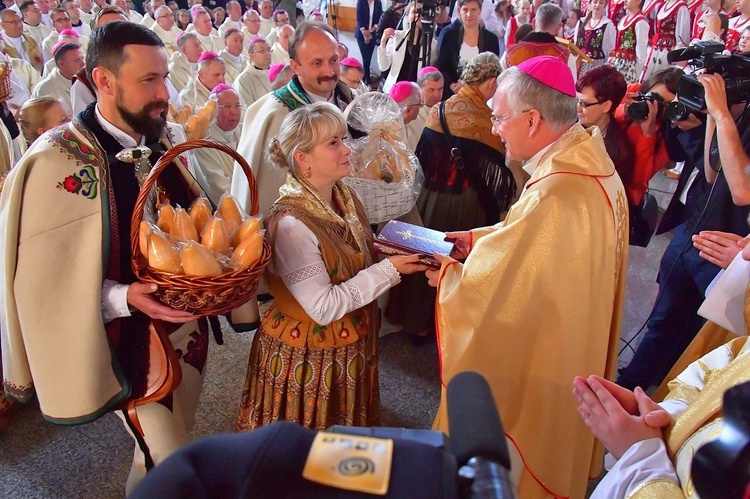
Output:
[130,139,257,269]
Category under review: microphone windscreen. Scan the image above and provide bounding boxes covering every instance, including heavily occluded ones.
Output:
[447,371,510,469]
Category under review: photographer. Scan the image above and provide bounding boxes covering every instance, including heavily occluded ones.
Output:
[617,66,750,392]
[615,67,682,207]
[377,1,438,93]
[699,72,750,203]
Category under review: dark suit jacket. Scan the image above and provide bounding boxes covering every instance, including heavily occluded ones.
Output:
[436,22,499,99]
[355,0,383,41]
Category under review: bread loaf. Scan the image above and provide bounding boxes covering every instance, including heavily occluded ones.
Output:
[147,230,183,274]
[189,197,212,234]
[156,204,176,233]
[232,217,261,246]
[231,230,264,269]
[201,216,231,254]
[171,207,199,242]
[181,241,224,276]
[218,195,243,235]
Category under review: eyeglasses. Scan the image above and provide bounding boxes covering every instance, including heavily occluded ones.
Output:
[576,99,604,109]
[490,109,533,128]
[218,104,244,110]
[251,48,271,54]
[52,16,71,23]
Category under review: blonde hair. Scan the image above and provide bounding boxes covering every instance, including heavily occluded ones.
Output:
[460,52,501,86]
[18,97,64,144]
[267,101,347,175]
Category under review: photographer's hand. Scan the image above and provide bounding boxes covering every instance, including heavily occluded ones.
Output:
[698,73,731,122]
[697,73,750,204]
[639,100,659,137]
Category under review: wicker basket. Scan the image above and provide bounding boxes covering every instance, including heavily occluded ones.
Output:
[342,175,415,224]
[0,63,12,102]
[130,139,271,317]
[343,92,420,224]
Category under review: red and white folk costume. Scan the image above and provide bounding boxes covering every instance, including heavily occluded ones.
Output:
[640,0,690,82]
[609,11,650,83]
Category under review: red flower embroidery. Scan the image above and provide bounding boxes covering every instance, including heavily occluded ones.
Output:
[61,174,82,194]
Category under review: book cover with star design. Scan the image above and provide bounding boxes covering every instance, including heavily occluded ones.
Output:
[374,221,455,269]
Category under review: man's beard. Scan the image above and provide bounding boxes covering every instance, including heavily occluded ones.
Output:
[116,89,168,139]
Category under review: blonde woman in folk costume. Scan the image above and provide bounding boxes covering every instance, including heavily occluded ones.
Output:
[608,0,650,83]
[235,103,427,432]
[640,0,690,82]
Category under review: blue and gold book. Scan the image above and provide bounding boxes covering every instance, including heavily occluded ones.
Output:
[374,221,455,269]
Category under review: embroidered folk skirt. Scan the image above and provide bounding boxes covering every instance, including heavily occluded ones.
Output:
[236,304,380,432]
[609,57,639,84]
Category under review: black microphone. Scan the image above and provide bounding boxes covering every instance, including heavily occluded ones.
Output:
[447,371,515,499]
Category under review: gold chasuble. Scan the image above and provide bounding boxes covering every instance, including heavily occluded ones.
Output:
[434,124,629,499]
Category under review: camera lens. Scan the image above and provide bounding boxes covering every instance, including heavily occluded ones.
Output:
[665,101,690,122]
[627,100,650,121]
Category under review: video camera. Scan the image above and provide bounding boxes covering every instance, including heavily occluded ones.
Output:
[665,40,750,121]
[417,0,450,24]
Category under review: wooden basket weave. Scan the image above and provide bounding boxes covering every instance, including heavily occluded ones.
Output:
[130,139,271,316]
[0,63,13,102]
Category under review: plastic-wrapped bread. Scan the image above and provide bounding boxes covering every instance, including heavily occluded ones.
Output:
[156,204,176,233]
[189,197,212,234]
[147,230,183,274]
[171,207,199,242]
[181,241,224,276]
[139,221,158,257]
[201,216,231,254]
[231,230,264,269]
[232,217,261,246]
[217,195,243,235]
[184,99,217,141]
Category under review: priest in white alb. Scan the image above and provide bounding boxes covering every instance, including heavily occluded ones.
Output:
[168,32,203,92]
[179,51,225,110]
[191,84,243,204]
[32,41,84,114]
[218,28,248,86]
[150,5,182,50]
[20,1,52,50]
[232,36,272,108]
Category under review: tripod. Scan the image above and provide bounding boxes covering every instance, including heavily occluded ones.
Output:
[396,7,436,81]
[325,0,338,37]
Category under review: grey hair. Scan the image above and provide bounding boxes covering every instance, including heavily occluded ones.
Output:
[177,31,198,50]
[243,9,259,19]
[198,55,225,71]
[497,66,577,131]
[267,101,347,175]
[417,70,443,86]
[535,3,563,33]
